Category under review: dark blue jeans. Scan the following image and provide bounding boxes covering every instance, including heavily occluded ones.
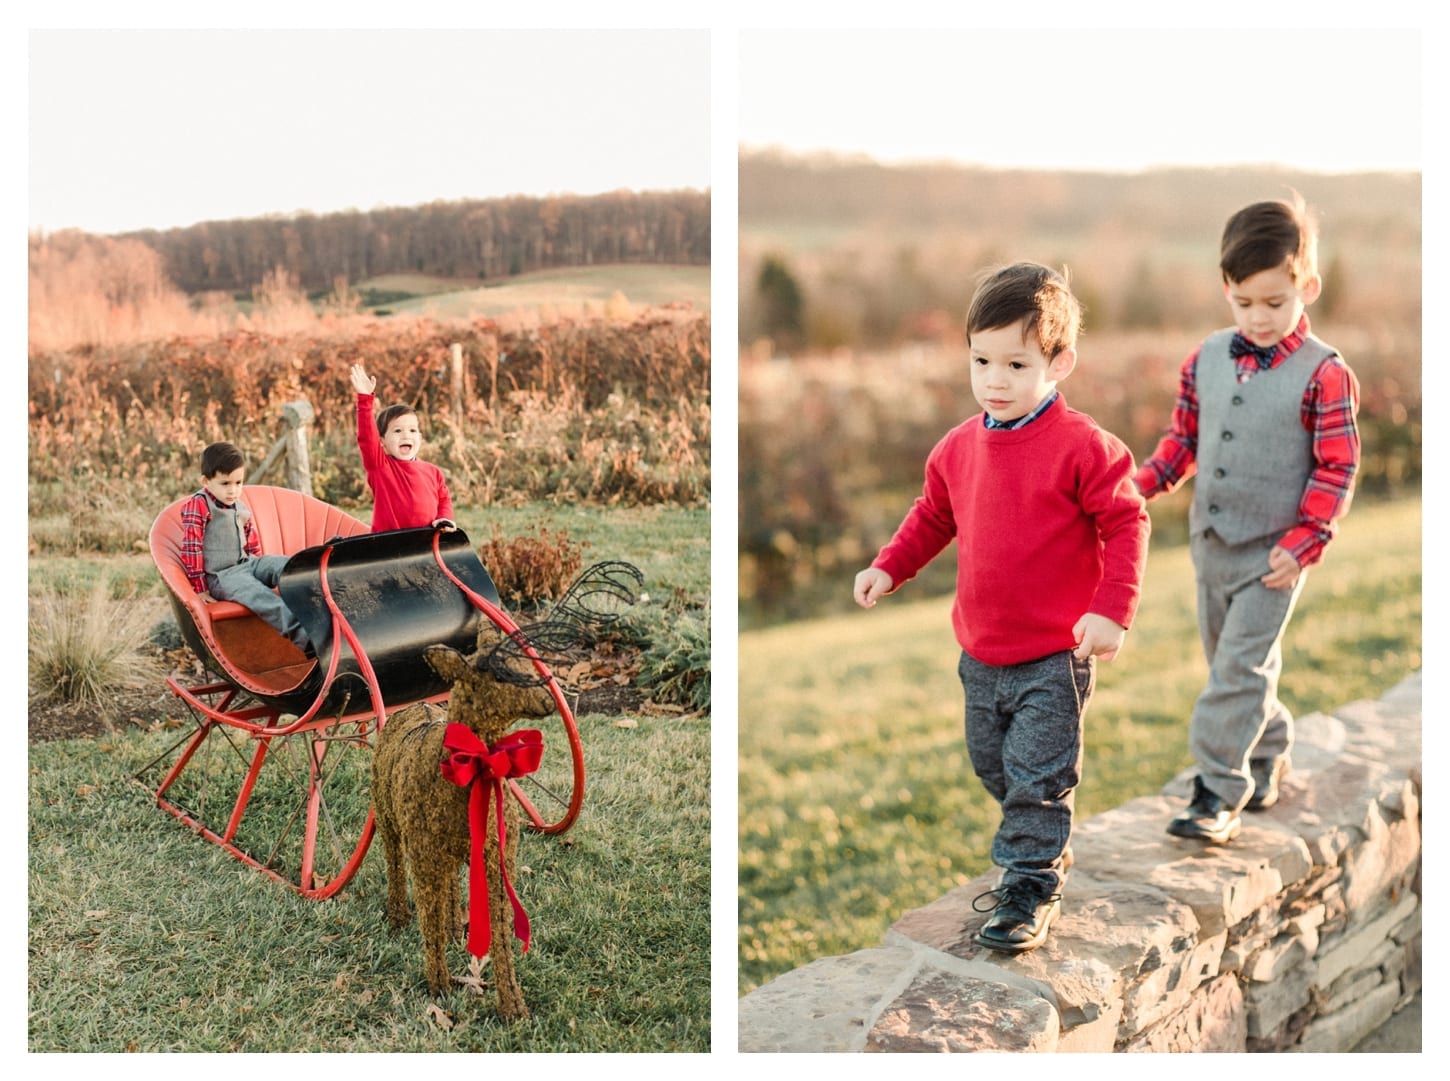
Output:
[958,649,1094,898]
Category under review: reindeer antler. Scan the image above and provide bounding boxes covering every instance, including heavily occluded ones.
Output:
[550,560,644,627]
[480,561,644,686]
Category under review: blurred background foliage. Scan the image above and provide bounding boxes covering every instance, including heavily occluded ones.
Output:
[737,150,1420,627]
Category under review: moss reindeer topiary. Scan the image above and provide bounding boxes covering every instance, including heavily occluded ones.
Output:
[371,561,642,1016]
[372,622,553,1016]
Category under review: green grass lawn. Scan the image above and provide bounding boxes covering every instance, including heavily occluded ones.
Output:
[737,496,1421,994]
[450,502,710,613]
[27,501,711,1051]
[29,710,708,1052]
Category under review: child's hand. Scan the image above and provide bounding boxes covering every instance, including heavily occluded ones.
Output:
[349,363,376,395]
[432,518,457,532]
[853,567,894,608]
[1072,612,1126,661]
[199,591,216,604]
[1260,546,1303,590]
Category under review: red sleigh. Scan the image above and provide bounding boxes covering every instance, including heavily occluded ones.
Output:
[138,484,584,899]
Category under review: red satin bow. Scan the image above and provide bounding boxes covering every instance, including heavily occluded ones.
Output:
[439,724,544,959]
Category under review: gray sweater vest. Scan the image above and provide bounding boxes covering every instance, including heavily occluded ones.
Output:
[1188,329,1335,545]
[201,497,252,575]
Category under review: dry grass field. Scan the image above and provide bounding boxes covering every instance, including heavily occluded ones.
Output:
[364,265,711,320]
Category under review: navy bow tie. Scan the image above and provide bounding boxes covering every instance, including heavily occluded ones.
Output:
[1229,333,1278,369]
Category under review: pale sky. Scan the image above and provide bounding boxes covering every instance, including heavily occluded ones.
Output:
[29,28,711,235]
[740,28,1423,173]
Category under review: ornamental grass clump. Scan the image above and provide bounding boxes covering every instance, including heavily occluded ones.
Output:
[476,525,586,611]
[28,579,162,710]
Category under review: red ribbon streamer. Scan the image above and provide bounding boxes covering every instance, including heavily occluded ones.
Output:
[439,724,544,959]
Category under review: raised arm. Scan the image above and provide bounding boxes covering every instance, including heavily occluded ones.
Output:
[352,365,383,471]
[349,363,376,396]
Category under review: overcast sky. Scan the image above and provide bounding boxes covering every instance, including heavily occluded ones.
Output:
[740,28,1422,173]
[29,28,711,234]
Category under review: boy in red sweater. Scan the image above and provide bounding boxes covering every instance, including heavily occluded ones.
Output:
[854,263,1149,953]
[349,363,456,533]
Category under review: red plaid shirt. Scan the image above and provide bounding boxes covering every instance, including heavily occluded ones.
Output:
[180,491,262,593]
[1134,315,1360,567]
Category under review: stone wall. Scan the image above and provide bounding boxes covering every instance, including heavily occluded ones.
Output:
[738,671,1421,1053]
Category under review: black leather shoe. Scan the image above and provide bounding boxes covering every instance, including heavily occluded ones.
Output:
[1167,776,1241,843]
[972,885,1061,954]
[1245,758,1287,811]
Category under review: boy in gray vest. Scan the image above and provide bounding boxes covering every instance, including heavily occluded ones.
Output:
[179,441,312,653]
[1136,195,1360,842]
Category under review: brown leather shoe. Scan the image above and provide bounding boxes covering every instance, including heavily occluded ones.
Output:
[1167,776,1241,843]
[1245,758,1287,811]
[972,885,1061,954]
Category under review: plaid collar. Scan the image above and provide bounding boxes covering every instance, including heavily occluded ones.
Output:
[983,390,1059,430]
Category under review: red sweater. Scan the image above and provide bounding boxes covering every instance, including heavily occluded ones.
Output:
[872,395,1149,665]
[356,394,454,532]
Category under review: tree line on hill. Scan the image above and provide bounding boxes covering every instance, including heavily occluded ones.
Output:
[740,149,1418,242]
[739,150,1420,352]
[67,188,710,297]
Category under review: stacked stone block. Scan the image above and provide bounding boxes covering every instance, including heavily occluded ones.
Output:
[738,671,1420,1053]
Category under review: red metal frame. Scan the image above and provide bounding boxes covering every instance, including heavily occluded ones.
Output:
[428,531,585,835]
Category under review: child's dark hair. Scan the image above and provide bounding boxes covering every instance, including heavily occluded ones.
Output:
[966,262,1082,358]
[200,441,245,478]
[1220,191,1318,285]
[376,403,419,437]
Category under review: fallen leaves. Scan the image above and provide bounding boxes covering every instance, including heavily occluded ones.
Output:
[128,715,187,734]
[426,1003,454,1030]
[452,953,492,997]
[555,646,642,693]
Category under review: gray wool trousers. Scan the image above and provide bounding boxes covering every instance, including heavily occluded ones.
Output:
[207,555,310,650]
[1186,530,1305,812]
[958,648,1094,899]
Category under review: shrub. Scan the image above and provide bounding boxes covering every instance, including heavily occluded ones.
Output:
[29,580,163,710]
[633,604,711,712]
[27,313,712,553]
[476,524,587,611]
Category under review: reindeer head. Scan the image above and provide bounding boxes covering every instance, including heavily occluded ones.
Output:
[424,623,555,745]
[424,562,644,744]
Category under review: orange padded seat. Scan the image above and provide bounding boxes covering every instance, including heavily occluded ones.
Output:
[150,485,369,698]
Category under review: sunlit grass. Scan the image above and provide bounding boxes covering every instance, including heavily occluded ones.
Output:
[29,697,709,1051]
[738,496,1420,993]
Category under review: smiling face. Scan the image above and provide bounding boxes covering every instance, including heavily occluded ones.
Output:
[381,412,422,460]
[969,320,1075,424]
[201,465,246,506]
[1224,261,1322,348]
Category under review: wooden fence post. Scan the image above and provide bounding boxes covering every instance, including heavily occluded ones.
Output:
[450,342,465,418]
[282,400,315,493]
[248,398,315,494]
